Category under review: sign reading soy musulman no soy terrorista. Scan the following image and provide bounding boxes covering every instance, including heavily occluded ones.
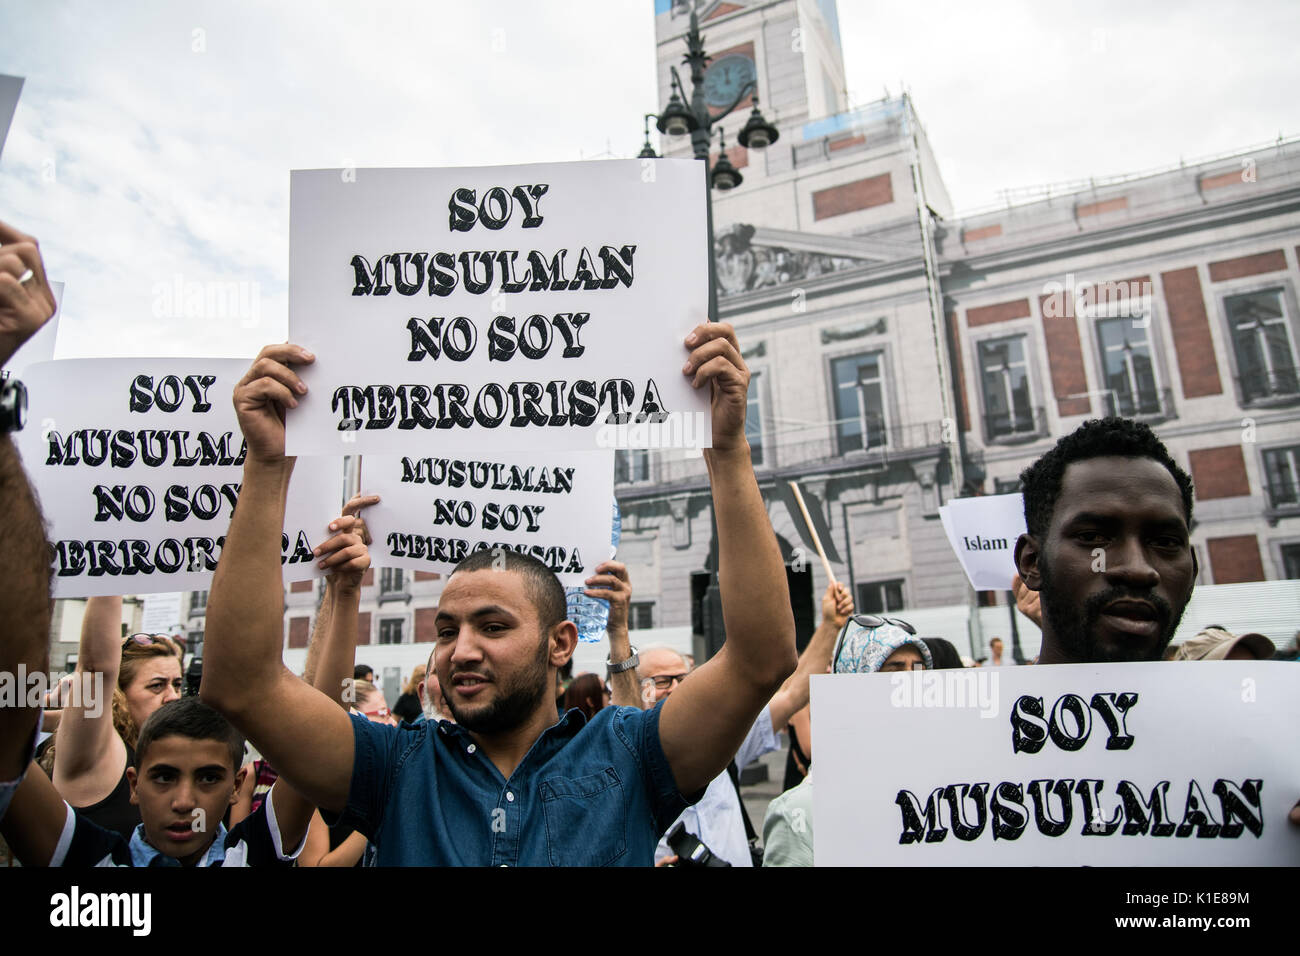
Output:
[285,159,712,457]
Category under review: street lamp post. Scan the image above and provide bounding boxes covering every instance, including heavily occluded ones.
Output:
[638,5,780,661]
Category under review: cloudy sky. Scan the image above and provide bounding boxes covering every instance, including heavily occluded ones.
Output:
[1,0,1296,358]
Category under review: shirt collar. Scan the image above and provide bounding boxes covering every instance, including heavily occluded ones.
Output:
[128,822,228,867]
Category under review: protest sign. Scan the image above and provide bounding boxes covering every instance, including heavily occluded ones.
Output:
[139,592,184,634]
[17,358,341,597]
[285,159,711,457]
[811,662,1300,865]
[4,279,63,378]
[0,74,21,159]
[362,450,614,586]
[939,492,1026,590]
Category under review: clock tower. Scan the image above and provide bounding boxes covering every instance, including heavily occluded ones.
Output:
[653,0,848,169]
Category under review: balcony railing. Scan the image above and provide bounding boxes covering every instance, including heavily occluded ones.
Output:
[616,420,949,491]
[983,406,1046,445]
[1239,368,1300,406]
[1265,485,1300,511]
[1102,386,1176,422]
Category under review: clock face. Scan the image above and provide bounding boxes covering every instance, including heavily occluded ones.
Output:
[702,53,756,109]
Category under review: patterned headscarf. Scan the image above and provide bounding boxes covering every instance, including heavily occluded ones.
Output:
[832,620,933,674]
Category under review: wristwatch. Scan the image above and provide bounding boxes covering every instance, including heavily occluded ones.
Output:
[606,644,640,675]
[0,377,27,433]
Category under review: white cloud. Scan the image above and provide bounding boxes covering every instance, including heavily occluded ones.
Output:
[1,0,1295,357]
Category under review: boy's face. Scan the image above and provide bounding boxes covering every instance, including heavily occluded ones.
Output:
[126,735,246,866]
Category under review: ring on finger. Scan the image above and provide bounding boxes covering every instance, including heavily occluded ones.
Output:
[17,268,36,286]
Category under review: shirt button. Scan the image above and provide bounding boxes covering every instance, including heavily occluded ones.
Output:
[506,791,515,802]
[467,744,476,754]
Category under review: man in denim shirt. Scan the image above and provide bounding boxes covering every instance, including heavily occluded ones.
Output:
[200,323,798,865]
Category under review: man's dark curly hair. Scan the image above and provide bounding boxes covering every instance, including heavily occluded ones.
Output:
[1019,417,1194,539]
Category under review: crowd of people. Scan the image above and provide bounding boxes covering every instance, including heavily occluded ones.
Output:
[0,218,1295,868]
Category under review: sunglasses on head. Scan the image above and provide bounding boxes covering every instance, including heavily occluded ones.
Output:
[831,614,918,673]
[124,633,178,649]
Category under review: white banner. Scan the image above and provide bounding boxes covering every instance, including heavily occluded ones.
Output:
[139,592,184,634]
[17,358,342,597]
[939,492,1027,591]
[3,279,63,378]
[0,74,22,160]
[285,159,711,457]
[811,662,1300,865]
[362,450,614,586]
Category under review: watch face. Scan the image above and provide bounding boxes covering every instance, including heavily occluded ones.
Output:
[702,53,756,109]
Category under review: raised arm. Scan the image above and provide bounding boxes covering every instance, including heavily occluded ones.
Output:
[52,596,129,806]
[199,344,355,816]
[0,220,58,788]
[303,494,378,708]
[587,561,642,709]
[658,323,797,794]
[766,582,853,731]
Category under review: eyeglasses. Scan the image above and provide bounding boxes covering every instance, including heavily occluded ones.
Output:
[831,614,918,673]
[362,707,391,720]
[641,673,688,690]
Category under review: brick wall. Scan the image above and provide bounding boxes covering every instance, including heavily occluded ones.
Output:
[1207,535,1264,584]
[415,607,437,644]
[356,611,372,646]
[1077,196,1128,217]
[967,298,1030,327]
[1037,291,1091,416]
[1207,249,1286,282]
[288,616,309,649]
[1160,268,1222,397]
[1188,445,1251,499]
[812,173,893,220]
[962,223,1002,243]
[414,571,439,582]
[289,580,313,593]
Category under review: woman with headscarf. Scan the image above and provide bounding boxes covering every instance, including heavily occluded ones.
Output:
[761,616,932,867]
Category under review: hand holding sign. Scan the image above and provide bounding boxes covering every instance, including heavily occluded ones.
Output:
[684,322,748,455]
[822,582,854,631]
[314,494,380,591]
[233,344,314,463]
[0,220,57,369]
[584,560,632,634]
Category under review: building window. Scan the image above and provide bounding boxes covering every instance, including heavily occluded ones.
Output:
[190,590,209,614]
[187,631,204,658]
[977,336,1035,438]
[615,449,650,484]
[1263,445,1300,509]
[831,351,888,453]
[857,578,905,614]
[629,602,654,630]
[379,568,405,595]
[746,370,765,465]
[1096,317,1161,416]
[378,618,404,645]
[1282,543,1300,579]
[1225,288,1299,402]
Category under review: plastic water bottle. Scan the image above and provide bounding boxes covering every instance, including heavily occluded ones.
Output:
[567,498,621,643]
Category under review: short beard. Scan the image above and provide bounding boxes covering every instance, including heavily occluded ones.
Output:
[1038,559,1185,664]
[446,633,550,735]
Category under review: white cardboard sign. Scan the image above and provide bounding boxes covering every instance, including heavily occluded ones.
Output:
[939,492,1027,591]
[285,160,711,457]
[811,662,1300,866]
[139,592,184,634]
[17,358,341,597]
[0,74,22,160]
[3,279,63,378]
[362,450,614,586]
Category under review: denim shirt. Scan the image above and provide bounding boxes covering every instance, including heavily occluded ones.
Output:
[329,702,693,866]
